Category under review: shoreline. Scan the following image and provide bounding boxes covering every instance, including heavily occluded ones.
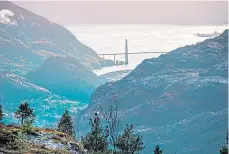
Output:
[94,64,135,76]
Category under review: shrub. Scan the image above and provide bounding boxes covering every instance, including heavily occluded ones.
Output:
[22,120,33,135]
[0,129,28,151]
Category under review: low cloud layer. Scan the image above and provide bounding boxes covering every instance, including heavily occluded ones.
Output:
[0,9,15,24]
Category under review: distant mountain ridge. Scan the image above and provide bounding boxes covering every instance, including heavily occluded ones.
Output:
[0,1,111,103]
[0,1,109,126]
[0,1,113,73]
[79,30,228,154]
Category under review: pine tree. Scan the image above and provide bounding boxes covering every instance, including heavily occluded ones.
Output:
[220,132,228,154]
[154,145,162,154]
[15,102,35,125]
[0,104,4,122]
[57,109,74,137]
[115,124,144,154]
[220,147,228,154]
[81,112,108,153]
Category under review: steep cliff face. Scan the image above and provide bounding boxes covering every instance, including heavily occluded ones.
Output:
[0,1,113,73]
[80,30,228,154]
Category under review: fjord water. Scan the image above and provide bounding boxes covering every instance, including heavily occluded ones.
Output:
[67,24,228,75]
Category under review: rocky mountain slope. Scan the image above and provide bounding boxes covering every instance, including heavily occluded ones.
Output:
[0,73,50,102]
[0,1,108,127]
[0,1,113,72]
[27,56,104,102]
[79,30,228,154]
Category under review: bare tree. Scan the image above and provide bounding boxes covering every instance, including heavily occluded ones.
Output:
[100,97,120,151]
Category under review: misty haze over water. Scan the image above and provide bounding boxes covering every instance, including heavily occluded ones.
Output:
[67,24,228,75]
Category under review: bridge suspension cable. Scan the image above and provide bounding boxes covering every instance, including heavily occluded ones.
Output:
[98,39,167,65]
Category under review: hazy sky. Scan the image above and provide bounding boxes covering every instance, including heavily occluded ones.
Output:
[14,1,228,25]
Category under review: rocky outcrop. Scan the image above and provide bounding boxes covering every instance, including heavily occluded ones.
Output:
[79,30,228,154]
[0,124,86,154]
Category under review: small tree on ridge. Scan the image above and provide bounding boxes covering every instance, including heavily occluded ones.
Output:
[81,112,108,153]
[15,102,34,125]
[57,109,74,137]
[115,124,144,154]
[220,132,228,154]
[154,145,162,154]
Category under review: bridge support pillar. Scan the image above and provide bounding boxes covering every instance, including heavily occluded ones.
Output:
[114,54,116,63]
[125,39,128,65]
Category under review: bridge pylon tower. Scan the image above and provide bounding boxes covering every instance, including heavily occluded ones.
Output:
[125,39,128,65]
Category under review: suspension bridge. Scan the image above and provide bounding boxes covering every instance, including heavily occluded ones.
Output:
[98,39,167,65]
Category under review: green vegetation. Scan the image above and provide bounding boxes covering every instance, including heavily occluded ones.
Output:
[220,146,228,154]
[57,109,74,137]
[220,132,228,154]
[0,126,73,153]
[154,145,163,154]
[0,128,28,151]
[0,80,226,154]
[100,99,120,151]
[81,111,145,154]
[0,102,82,153]
[7,99,227,154]
[81,112,109,153]
[22,120,33,135]
[15,102,35,125]
[0,104,3,122]
[115,124,144,154]
[0,101,166,154]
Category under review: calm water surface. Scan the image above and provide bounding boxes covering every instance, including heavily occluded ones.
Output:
[67,24,228,75]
